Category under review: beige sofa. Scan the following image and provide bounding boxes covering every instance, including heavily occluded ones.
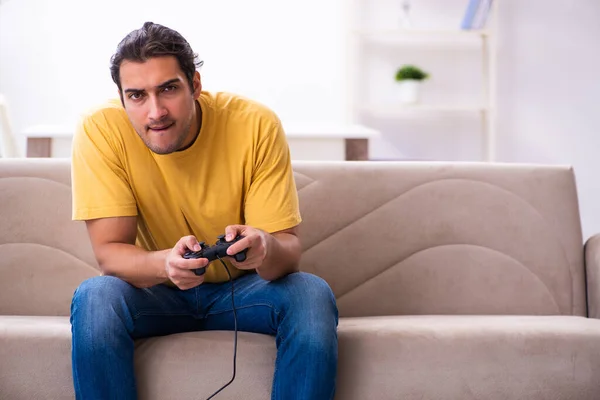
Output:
[2,157,600,399]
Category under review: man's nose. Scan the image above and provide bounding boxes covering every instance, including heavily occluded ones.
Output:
[148,96,168,121]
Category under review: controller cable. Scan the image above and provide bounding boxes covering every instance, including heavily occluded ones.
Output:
[205,255,238,399]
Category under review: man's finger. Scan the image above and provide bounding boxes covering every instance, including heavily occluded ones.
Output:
[230,257,258,270]
[185,236,201,252]
[225,225,245,241]
[174,235,200,255]
[169,264,206,284]
[172,257,209,270]
[227,235,253,256]
[176,277,204,291]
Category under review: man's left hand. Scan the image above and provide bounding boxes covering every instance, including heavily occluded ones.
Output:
[223,225,269,270]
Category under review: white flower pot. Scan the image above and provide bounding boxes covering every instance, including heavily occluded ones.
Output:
[397,80,421,104]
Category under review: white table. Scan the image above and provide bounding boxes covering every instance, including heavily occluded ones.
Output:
[284,124,379,161]
[23,123,380,161]
[23,125,74,158]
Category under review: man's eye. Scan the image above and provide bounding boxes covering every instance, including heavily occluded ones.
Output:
[129,93,143,100]
[163,85,177,92]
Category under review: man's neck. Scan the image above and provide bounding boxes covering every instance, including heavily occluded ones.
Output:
[178,99,202,152]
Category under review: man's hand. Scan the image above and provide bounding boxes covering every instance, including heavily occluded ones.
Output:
[224,225,268,270]
[165,235,209,290]
[224,224,301,281]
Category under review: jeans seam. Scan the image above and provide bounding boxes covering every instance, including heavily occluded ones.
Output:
[131,311,193,319]
[205,302,279,317]
[272,360,279,400]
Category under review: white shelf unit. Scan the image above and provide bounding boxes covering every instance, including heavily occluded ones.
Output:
[347,2,498,162]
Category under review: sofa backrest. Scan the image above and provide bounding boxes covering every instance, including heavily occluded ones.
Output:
[0,158,99,316]
[0,159,586,318]
[293,161,586,318]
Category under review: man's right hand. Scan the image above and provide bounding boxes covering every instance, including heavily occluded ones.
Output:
[85,217,209,289]
[165,235,209,290]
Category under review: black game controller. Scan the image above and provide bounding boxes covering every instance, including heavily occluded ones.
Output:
[183,234,248,276]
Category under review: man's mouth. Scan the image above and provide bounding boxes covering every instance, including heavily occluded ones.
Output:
[148,122,174,132]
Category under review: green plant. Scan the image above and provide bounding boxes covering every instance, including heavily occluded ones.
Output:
[395,65,429,81]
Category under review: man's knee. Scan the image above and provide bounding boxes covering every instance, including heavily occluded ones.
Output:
[71,276,133,329]
[278,272,338,323]
[72,275,129,307]
[275,273,338,356]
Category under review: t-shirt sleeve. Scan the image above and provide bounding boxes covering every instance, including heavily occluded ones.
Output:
[244,116,302,233]
[71,112,138,221]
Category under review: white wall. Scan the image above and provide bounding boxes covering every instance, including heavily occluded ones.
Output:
[1,0,600,239]
[0,0,350,153]
[495,0,600,240]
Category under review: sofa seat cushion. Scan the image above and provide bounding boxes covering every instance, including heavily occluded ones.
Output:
[337,315,600,400]
[3,315,600,399]
[0,316,276,400]
[0,316,74,399]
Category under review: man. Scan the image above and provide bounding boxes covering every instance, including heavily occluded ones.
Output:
[70,21,338,400]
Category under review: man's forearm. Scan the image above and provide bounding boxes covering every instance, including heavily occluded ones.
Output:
[95,243,170,288]
[256,232,301,281]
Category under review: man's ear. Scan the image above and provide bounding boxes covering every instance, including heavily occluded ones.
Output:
[193,71,202,98]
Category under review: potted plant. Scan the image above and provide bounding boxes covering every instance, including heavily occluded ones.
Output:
[395,64,429,104]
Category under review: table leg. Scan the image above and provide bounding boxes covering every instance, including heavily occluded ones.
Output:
[27,137,52,157]
[345,139,368,161]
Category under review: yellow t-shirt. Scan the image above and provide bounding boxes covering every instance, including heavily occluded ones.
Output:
[71,91,302,283]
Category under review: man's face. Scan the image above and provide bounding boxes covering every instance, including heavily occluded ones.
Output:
[119,56,201,154]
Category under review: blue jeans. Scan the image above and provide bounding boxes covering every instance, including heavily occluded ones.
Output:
[70,271,339,400]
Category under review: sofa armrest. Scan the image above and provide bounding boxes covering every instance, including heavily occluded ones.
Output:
[585,234,600,318]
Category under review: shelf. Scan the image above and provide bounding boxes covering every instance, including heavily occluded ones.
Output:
[349,0,497,161]
[360,104,489,118]
[354,28,489,39]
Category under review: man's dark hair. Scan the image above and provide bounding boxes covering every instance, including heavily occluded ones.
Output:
[110,22,204,94]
